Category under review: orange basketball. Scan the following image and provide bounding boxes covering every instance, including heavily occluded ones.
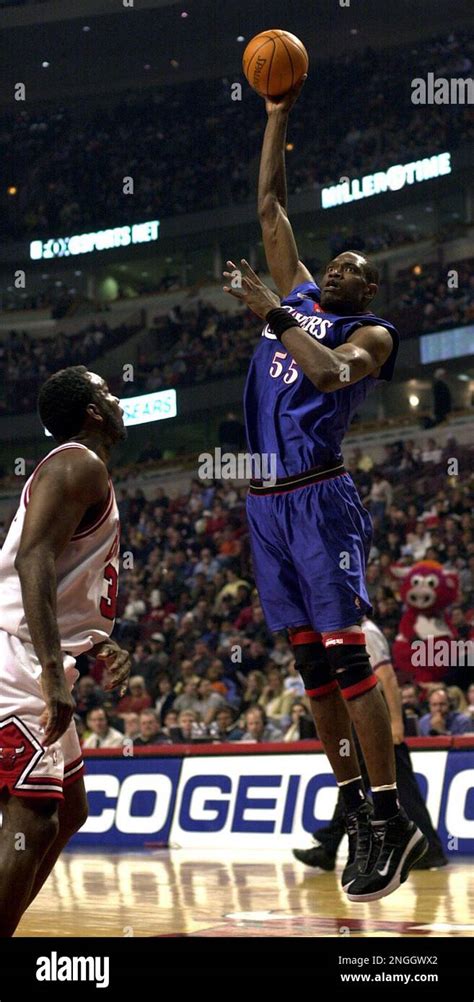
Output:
[242,29,309,98]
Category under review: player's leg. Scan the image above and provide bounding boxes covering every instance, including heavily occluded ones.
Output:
[321,624,428,900]
[290,627,373,887]
[322,624,398,797]
[293,728,371,871]
[290,628,360,779]
[0,790,59,936]
[26,775,88,907]
[286,478,427,898]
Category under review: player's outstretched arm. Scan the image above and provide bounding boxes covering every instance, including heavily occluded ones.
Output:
[258,79,313,298]
[223,259,393,390]
[15,449,108,744]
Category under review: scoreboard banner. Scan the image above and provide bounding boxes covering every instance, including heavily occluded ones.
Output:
[72,740,474,853]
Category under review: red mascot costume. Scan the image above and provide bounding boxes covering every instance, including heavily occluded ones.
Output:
[392,561,459,686]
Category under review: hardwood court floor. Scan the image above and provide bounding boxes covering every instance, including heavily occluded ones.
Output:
[16,849,474,938]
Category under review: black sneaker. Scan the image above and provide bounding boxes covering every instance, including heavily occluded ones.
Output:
[411,848,448,870]
[342,801,376,891]
[292,844,336,871]
[346,811,429,902]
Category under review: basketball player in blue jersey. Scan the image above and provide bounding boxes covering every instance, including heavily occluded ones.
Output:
[222,79,428,901]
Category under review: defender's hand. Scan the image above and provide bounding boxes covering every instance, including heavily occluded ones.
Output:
[223,259,281,319]
[95,640,131,696]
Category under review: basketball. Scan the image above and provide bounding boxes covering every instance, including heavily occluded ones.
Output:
[242,29,309,98]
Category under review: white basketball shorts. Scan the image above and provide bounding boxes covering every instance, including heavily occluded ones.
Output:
[0,629,83,799]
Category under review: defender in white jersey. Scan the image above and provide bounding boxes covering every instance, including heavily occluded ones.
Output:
[0,366,131,936]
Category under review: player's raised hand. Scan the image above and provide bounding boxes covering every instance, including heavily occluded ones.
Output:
[265,74,307,116]
[95,639,131,695]
[223,259,281,319]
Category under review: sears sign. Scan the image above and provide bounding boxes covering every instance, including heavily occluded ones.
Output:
[73,749,474,852]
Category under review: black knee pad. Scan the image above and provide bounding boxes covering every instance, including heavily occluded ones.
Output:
[289,627,338,699]
[323,632,377,701]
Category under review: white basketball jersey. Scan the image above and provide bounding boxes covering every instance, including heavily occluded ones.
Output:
[0,443,120,655]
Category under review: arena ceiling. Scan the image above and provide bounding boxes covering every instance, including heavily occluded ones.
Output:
[0,0,472,104]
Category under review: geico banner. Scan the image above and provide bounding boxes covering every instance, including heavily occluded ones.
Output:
[76,757,181,847]
[72,749,474,851]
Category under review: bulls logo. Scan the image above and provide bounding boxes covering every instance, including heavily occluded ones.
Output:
[0,744,25,770]
[0,717,43,789]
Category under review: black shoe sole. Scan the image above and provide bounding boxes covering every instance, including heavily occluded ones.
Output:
[346,830,429,902]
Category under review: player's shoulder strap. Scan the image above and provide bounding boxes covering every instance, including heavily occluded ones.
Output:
[24,442,92,505]
[281,279,321,306]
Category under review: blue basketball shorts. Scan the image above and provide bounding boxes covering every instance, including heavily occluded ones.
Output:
[246,473,373,633]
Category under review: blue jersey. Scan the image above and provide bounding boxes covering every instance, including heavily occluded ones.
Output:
[243,280,399,478]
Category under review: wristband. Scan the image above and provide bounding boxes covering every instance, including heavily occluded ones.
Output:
[266,307,299,339]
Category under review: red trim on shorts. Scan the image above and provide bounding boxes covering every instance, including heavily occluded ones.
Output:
[64,754,83,773]
[64,760,84,786]
[323,632,366,647]
[341,673,378,701]
[8,788,64,801]
[289,629,322,645]
[306,680,339,699]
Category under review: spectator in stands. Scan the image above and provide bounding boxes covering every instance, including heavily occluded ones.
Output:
[259,666,295,727]
[162,709,179,735]
[368,471,393,523]
[215,565,250,610]
[173,678,199,715]
[117,675,153,714]
[122,712,141,741]
[283,658,306,697]
[194,677,227,726]
[240,706,283,743]
[209,706,244,742]
[82,708,124,749]
[421,438,443,464]
[133,709,169,746]
[74,675,104,721]
[283,702,316,742]
[169,709,207,743]
[418,687,474,735]
[154,672,176,725]
[239,670,266,714]
[192,547,221,580]
[447,686,468,713]
[401,683,424,719]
